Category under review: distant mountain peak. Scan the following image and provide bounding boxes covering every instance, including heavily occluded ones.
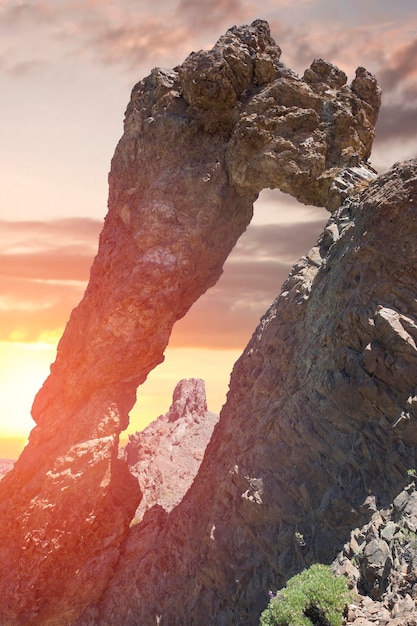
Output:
[125,378,218,520]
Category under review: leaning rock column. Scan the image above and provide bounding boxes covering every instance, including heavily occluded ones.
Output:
[0,19,380,625]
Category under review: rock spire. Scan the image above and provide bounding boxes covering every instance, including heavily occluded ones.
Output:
[125,378,218,520]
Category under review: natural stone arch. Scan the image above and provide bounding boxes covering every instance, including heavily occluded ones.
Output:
[0,20,381,625]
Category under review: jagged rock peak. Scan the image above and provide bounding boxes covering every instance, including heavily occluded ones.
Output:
[125,379,218,521]
[124,18,380,208]
[166,378,208,423]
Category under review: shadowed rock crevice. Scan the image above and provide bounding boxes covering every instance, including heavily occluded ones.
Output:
[0,20,383,625]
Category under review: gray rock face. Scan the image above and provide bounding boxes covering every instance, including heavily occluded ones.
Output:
[82,159,417,625]
[125,379,218,520]
[0,19,384,626]
[334,482,417,625]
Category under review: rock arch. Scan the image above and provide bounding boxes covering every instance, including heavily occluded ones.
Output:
[0,20,381,625]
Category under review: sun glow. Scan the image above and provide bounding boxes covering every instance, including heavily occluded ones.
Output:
[0,341,56,456]
[0,337,242,459]
[128,346,241,435]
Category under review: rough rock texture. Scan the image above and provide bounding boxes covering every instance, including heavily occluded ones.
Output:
[125,378,218,520]
[0,20,382,626]
[79,158,417,625]
[333,481,417,625]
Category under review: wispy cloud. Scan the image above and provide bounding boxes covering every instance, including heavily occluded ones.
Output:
[172,219,326,349]
[378,37,417,92]
[0,218,101,341]
[1,2,57,28]
[7,59,48,77]
[0,216,326,346]
[88,19,191,68]
[0,250,93,281]
[0,218,101,255]
[177,0,254,32]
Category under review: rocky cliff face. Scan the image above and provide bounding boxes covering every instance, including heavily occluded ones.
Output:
[76,158,417,625]
[125,378,218,520]
[333,480,417,625]
[0,19,388,626]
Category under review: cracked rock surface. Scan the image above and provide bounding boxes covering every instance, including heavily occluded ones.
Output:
[334,482,417,625]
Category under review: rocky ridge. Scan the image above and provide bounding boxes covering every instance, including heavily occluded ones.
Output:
[0,19,389,626]
[125,378,218,520]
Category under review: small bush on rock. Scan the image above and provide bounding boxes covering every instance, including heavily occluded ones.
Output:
[260,564,351,626]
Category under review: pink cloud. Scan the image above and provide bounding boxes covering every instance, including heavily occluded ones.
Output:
[378,37,417,91]
[89,19,192,68]
[1,2,56,28]
[177,0,254,32]
[7,60,48,77]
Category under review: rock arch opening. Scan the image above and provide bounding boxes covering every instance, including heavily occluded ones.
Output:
[126,188,328,439]
[0,19,381,625]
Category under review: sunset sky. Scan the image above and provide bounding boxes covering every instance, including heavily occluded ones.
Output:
[1,0,416,459]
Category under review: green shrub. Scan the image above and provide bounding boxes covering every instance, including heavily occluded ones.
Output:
[399,527,417,550]
[260,564,351,626]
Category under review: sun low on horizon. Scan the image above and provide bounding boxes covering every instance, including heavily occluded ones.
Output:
[0,338,243,459]
[1,0,416,461]
[0,190,329,460]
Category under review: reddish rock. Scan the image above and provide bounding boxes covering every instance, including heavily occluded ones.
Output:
[125,378,218,520]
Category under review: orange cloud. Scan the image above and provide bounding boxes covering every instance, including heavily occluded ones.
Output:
[0,219,100,342]
[0,250,92,281]
[0,218,101,253]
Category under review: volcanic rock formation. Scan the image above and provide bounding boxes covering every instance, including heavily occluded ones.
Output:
[125,378,218,520]
[79,158,417,625]
[0,19,386,626]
